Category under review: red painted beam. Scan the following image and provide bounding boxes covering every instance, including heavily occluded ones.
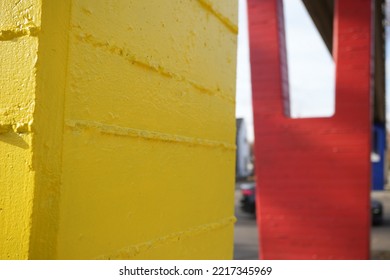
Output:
[248,0,373,259]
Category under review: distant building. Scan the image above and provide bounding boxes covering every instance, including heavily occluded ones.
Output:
[236,118,252,179]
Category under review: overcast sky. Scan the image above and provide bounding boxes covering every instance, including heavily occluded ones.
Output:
[236,0,390,141]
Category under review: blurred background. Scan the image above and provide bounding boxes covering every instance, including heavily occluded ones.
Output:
[234,0,390,260]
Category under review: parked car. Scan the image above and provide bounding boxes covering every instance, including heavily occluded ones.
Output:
[239,182,256,214]
[240,184,383,226]
[371,199,384,225]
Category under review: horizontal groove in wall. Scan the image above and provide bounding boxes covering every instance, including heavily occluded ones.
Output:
[0,123,32,134]
[197,0,238,34]
[96,216,236,259]
[72,29,235,104]
[65,119,236,151]
[0,26,40,41]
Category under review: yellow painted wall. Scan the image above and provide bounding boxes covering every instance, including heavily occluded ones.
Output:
[1,0,237,259]
[0,0,40,259]
[28,0,72,259]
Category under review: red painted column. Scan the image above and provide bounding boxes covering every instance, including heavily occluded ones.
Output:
[248,0,373,259]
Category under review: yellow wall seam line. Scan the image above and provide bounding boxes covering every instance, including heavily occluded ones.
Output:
[27,0,73,259]
[73,29,235,104]
[52,0,74,260]
[96,216,237,259]
[65,119,236,151]
[196,0,238,34]
[0,26,40,41]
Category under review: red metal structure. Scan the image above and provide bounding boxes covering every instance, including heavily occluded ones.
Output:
[248,0,374,259]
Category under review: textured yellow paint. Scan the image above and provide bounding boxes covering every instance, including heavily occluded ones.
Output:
[28,0,72,259]
[0,38,37,128]
[197,0,239,33]
[56,0,237,259]
[0,133,33,259]
[1,0,237,259]
[0,0,40,259]
[0,0,41,31]
[70,0,237,117]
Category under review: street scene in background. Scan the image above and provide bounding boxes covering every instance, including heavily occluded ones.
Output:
[235,0,390,259]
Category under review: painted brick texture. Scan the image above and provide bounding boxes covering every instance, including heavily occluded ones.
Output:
[248,0,372,259]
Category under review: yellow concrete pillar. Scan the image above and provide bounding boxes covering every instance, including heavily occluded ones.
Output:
[0,0,41,259]
[0,0,237,259]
